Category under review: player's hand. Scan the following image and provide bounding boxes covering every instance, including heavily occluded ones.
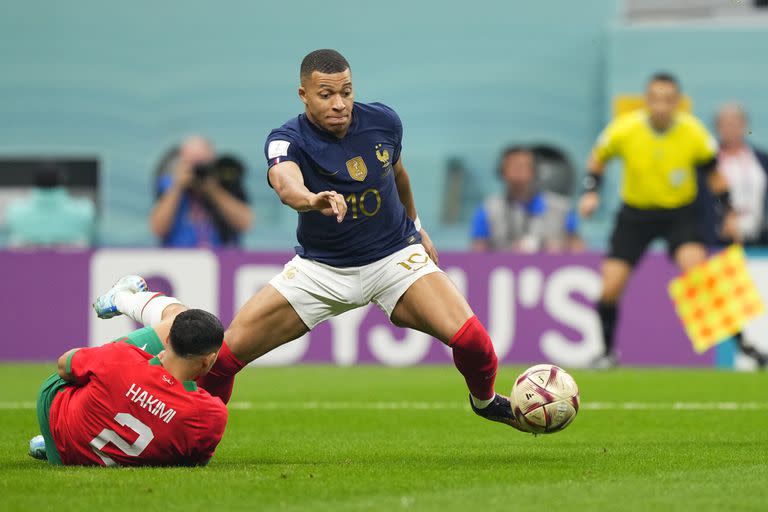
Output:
[721,211,743,244]
[309,191,347,223]
[578,192,600,218]
[420,228,439,264]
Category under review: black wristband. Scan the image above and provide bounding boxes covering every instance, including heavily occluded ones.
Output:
[582,172,603,193]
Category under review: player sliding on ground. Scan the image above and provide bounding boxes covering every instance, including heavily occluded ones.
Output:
[186,49,525,431]
[30,276,227,466]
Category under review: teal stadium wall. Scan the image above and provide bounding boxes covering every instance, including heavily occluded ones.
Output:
[3,2,767,250]
[0,0,619,248]
[580,23,768,247]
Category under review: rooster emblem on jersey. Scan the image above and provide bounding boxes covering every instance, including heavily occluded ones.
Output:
[376,144,393,176]
[375,144,390,168]
[346,156,368,181]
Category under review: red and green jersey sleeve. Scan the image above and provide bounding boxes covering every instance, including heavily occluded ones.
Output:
[66,345,110,385]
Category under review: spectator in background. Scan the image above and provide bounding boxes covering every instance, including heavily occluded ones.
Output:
[149,136,253,247]
[7,167,95,247]
[716,103,768,245]
[471,145,582,252]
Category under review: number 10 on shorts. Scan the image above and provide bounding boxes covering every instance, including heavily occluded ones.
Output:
[397,252,429,272]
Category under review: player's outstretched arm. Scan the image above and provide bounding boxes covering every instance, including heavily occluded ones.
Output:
[268,161,347,222]
[578,154,606,219]
[703,160,741,243]
[392,158,438,263]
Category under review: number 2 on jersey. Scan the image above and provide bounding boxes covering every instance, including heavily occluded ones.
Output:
[89,412,154,466]
[345,188,381,219]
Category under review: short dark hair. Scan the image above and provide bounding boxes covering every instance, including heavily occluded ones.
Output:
[648,72,681,91]
[168,309,224,358]
[300,49,350,81]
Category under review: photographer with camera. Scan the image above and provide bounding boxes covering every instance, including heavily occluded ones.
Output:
[149,136,253,247]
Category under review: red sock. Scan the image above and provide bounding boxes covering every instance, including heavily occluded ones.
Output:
[196,342,247,404]
[449,315,498,401]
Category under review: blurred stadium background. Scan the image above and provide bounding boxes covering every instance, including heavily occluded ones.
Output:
[3,0,768,368]
[3,2,768,510]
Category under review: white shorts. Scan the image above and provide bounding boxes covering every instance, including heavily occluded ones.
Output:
[269,244,442,329]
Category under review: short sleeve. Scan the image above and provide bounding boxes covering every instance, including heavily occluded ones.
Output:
[592,119,621,163]
[156,173,174,200]
[67,345,114,385]
[565,210,579,234]
[265,132,301,169]
[373,103,404,164]
[391,111,403,164]
[471,206,491,240]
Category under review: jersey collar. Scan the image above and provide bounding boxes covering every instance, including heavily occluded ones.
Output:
[644,111,679,135]
[148,356,199,392]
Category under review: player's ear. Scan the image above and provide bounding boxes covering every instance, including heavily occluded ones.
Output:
[298,86,308,106]
[201,351,217,374]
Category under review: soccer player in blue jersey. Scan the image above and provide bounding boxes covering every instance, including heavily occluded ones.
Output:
[197,49,525,431]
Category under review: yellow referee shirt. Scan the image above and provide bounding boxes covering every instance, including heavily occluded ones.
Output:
[592,110,718,209]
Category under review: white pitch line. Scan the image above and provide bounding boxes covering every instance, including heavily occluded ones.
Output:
[2,401,767,411]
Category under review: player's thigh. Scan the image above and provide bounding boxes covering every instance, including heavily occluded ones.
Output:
[607,206,657,270]
[389,272,473,344]
[600,258,633,302]
[666,205,708,272]
[153,304,189,342]
[225,284,309,362]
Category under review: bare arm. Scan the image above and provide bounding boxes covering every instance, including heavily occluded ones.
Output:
[57,349,79,382]
[393,158,417,220]
[201,180,254,232]
[393,158,439,263]
[587,153,607,176]
[268,161,347,222]
[578,153,608,219]
[149,181,186,238]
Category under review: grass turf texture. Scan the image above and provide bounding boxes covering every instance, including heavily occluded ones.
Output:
[1,365,766,512]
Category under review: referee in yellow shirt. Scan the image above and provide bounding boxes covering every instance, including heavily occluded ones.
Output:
[579,72,738,368]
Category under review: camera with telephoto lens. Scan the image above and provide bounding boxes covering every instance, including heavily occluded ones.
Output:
[192,162,216,182]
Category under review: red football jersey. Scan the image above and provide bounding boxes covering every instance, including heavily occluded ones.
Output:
[50,342,227,466]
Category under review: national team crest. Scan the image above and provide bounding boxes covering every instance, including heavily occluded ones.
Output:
[346,156,368,181]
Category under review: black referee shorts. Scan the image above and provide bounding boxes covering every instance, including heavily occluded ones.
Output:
[608,203,706,267]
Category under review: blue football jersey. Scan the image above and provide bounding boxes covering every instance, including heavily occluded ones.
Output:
[264,102,421,267]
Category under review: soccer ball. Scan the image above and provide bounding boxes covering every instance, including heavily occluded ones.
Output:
[512,364,579,434]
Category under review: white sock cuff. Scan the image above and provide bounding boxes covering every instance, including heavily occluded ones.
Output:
[141,295,182,326]
[115,291,182,327]
[470,394,495,409]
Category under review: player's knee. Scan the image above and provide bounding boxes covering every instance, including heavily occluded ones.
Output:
[162,303,189,323]
[675,244,707,272]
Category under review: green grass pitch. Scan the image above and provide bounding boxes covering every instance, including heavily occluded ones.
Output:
[1,364,766,511]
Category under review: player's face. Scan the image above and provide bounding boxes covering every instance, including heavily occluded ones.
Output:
[501,151,536,199]
[717,109,747,147]
[299,69,354,137]
[646,80,680,130]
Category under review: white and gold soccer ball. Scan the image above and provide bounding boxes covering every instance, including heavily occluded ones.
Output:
[512,364,580,434]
